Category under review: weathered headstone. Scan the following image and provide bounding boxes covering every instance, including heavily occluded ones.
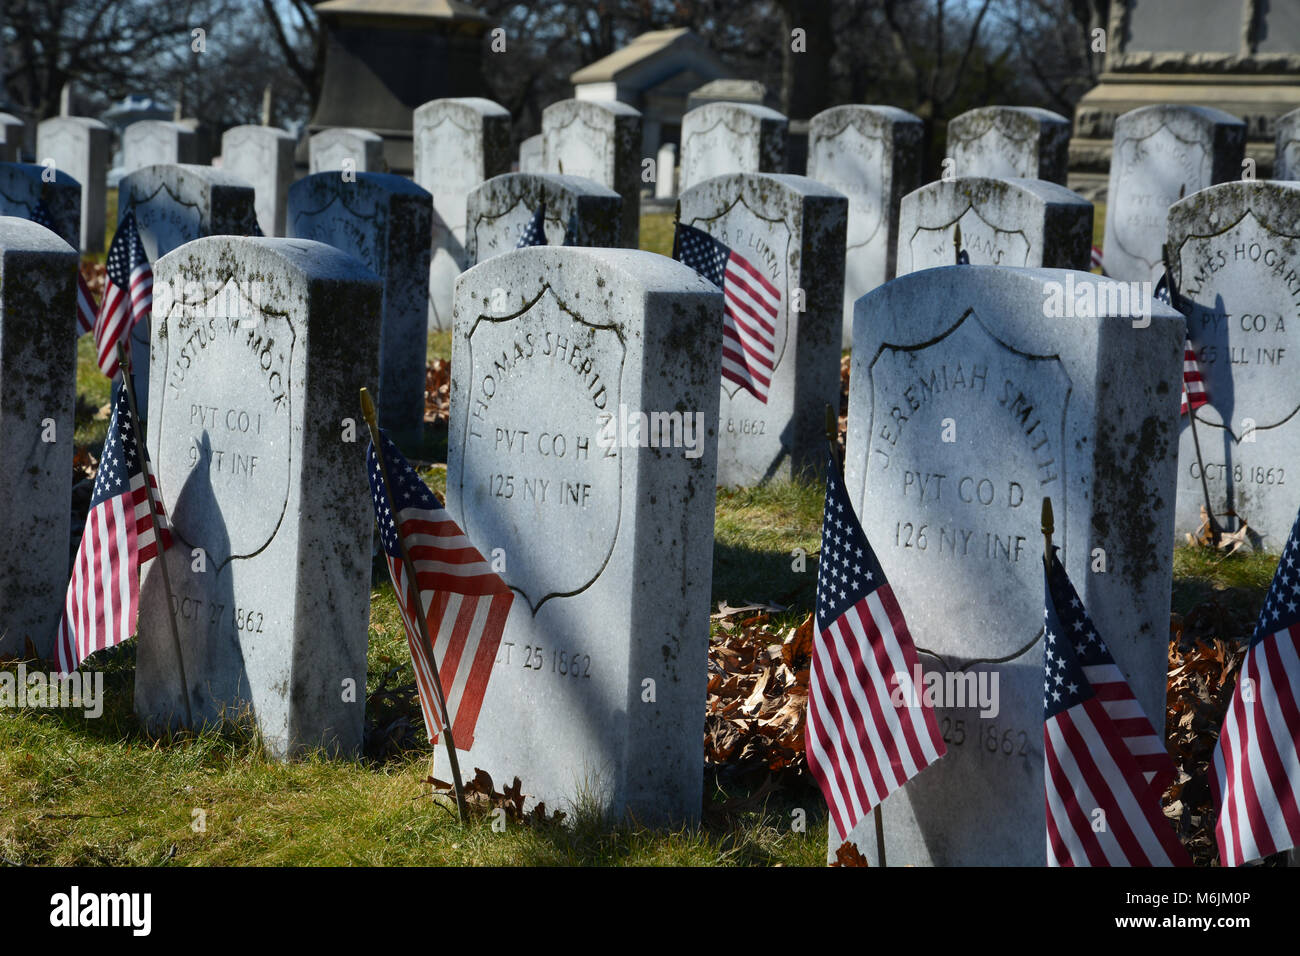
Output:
[446,246,723,822]
[122,121,198,174]
[839,266,1183,865]
[117,164,259,413]
[0,217,79,660]
[808,106,923,347]
[896,177,1093,276]
[679,172,847,485]
[1276,106,1300,181]
[413,97,512,332]
[221,125,297,237]
[679,102,787,192]
[542,99,642,248]
[309,127,384,175]
[945,106,1071,184]
[465,173,621,265]
[1168,180,1300,551]
[0,162,81,248]
[1103,104,1246,283]
[518,134,544,174]
[288,172,431,447]
[136,236,381,757]
[37,116,110,252]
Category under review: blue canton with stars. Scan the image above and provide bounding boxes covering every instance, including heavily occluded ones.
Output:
[92,380,147,508]
[816,450,887,632]
[1253,512,1300,647]
[366,430,442,560]
[673,222,729,290]
[516,204,548,248]
[1154,271,1183,311]
[107,212,149,289]
[1043,550,1112,720]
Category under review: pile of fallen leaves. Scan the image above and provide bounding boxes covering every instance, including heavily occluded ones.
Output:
[429,769,566,827]
[837,353,849,452]
[424,359,450,424]
[705,605,814,790]
[80,260,106,298]
[1163,610,1251,865]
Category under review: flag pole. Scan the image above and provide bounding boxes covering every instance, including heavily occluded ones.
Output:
[825,403,887,867]
[359,387,469,824]
[115,343,193,729]
[1042,497,1054,572]
[1161,240,1222,547]
[953,223,963,265]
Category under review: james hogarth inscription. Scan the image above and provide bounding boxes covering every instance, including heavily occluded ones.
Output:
[1168,180,1300,550]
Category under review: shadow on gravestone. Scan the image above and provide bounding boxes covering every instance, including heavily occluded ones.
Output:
[0,161,81,248]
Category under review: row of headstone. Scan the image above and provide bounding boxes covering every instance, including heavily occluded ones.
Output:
[37,117,110,252]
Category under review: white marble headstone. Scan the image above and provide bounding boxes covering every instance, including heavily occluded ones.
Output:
[446,246,723,823]
[946,106,1071,184]
[37,117,110,252]
[840,266,1184,865]
[221,125,297,237]
[808,105,923,347]
[136,237,382,757]
[1103,105,1246,283]
[679,103,787,193]
[122,121,198,175]
[465,173,621,265]
[518,134,544,174]
[679,172,847,486]
[542,99,642,248]
[1275,106,1300,181]
[897,176,1093,276]
[309,128,384,175]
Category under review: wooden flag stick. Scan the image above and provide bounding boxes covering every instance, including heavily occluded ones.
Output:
[359,387,469,824]
[1042,496,1054,573]
[823,403,886,867]
[116,343,193,729]
[953,222,963,265]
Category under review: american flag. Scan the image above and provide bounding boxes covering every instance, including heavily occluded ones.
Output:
[1211,511,1300,867]
[807,450,946,840]
[30,200,97,335]
[55,378,171,674]
[95,212,153,379]
[674,221,780,405]
[1091,245,1106,275]
[1155,271,1209,415]
[516,203,547,248]
[367,430,514,748]
[1043,552,1190,866]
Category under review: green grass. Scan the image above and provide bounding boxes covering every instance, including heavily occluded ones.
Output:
[641,211,674,257]
[1093,200,1106,251]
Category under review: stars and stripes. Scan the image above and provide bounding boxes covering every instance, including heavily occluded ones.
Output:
[806,450,945,839]
[367,431,514,749]
[55,379,171,674]
[1043,551,1190,866]
[1155,271,1210,416]
[1091,245,1106,275]
[673,221,781,405]
[1211,510,1300,867]
[94,212,153,379]
[30,200,97,335]
[516,203,547,248]
[957,248,970,265]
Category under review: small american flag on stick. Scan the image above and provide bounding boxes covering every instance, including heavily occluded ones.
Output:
[1155,271,1209,415]
[516,203,547,248]
[807,450,946,840]
[95,212,153,379]
[55,378,172,674]
[1043,549,1190,866]
[1211,509,1300,866]
[366,431,514,748]
[30,200,97,335]
[673,220,781,405]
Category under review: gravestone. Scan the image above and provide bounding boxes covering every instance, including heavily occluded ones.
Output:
[221,126,297,237]
[679,102,787,192]
[945,106,1071,184]
[808,106,923,347]
[839,266,1184,866]
[1103,104,1246,283]
[518,134,544,174]
[1276,107,1300,181]
[1168,180,1300,551]
[122,121,198,174]
[679,172,847,485]
[655,143,676,199]
[542,99,642,248]
[118,164,259,414]
[288,172,431,447]
[0,113,24,162]
[465,173,621,265]
[135,236,381,757]
[413,97,512,332]
[896,177,1093,276]
[0,218,79,660]
[37,116,110,252]
[446,246,723,822]
[0,162,82,248]
[309,127,384,175]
